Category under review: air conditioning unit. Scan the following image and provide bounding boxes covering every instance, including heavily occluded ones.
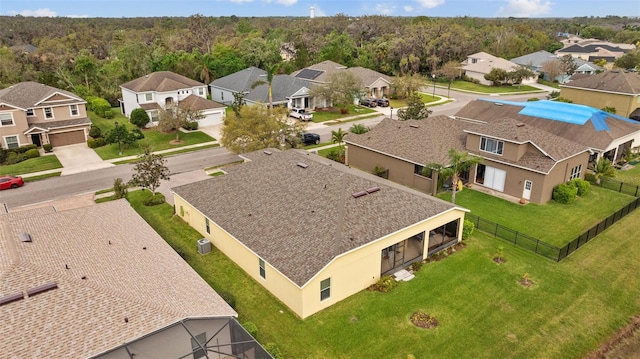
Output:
[197,238,211,255]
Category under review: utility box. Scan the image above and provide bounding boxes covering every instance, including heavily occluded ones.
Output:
[197,238,211,255]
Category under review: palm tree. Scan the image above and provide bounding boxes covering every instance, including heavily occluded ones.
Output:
[427,148,482,204]
[331,128,346,148]
[593,157,615,185]
[251,63,281,111]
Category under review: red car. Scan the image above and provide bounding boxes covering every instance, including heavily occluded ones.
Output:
[0,175,24,190]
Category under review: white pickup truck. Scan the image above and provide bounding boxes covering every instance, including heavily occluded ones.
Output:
[290,108,313,121]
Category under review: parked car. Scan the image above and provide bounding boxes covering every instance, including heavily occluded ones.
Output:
[289,108,313,121]
[359,98,377,107]
[0,175,24,190]
[377,98,390,107]
[301,132,321,145]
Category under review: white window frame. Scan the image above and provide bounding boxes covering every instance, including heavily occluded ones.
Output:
[4,135,19,149]
[205,218,210,234]
[0,113,14,126]
[144,93,153,102]
[259,258,265,279]
[198,88,205,96]
[69,104,79,116]
[569,164,582,180]
[480,137,504,155]
[26,108,35,116]
[44,107,54,119]
[320,278,331,301]
[190,332,206,359]
[149,110,159,123]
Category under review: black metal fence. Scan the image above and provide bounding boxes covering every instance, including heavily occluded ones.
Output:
[597,177,640,197]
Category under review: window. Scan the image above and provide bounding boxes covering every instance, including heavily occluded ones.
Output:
[190,332,206,359]
[44,107,53,119]
[480,137,504,155]
[259,258,265,279]
[69,104,79,116]
[198,88,205,96]
[320,278,331,301]
[4,136,19,149]
[0,113,14,126]
[414,164,432,178]
[26,109,34,116]
[205,218,210,234]
[150,111,159,122]
[569,164,582,180]
[144,93,152,102]
[221,92,224,101]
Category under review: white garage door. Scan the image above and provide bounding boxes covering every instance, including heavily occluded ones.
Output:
[484,166,506,192]
[197,112,223,127]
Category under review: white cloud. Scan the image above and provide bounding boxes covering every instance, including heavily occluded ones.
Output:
[415,0,445,8]
[7,8,57,17]
[375,4,396,15]
[404,6,414,12]
[498,0,553,17]
[275,0,297,5]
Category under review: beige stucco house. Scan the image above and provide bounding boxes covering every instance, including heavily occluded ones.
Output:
[0,81,91,149]
[560,70,640,120]
[346,114,590,204]
[172,149,467,319]
[0,200,269,358]
[460,52,537,86]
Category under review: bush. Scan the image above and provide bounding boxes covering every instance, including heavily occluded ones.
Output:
[43,143,53,153]
[24,148,40,159]
[264,343,283,359]
[142,192,165,206]
[89,125,102,138]
[218,290,236,309]
[410,261,423,272]
[462,219,475,240]
[372,275,398,293]
[112,178,128,199]
[103,109,114,119]
[131,128,145,140]
[87,137,107,148]
[568,178,590,196]
[4,152,24,165]
[87,97,112,118]
[325,148,345,163]
[130,108,151,128]
[13,144,37,154]
[182,121,199,131]
[242,322,258,339]
[553,183,578,204]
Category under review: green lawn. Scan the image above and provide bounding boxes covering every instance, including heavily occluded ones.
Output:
[449,80,543,94]
[311,105,376,123]
[89,110,215,160]
[127,190,640,358]
[438,187,635,247]
[613,164,640,186]
[389,93,440,109]
[0,155,62,176]
[537,79,561,89]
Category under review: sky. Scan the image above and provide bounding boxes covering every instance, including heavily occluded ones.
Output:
[0,0,638,18]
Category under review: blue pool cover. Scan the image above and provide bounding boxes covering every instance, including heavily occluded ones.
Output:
[480,98,636,131]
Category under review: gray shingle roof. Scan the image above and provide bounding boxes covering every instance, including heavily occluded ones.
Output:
[121,71,204,92]
[558,44,630,54]
[0,200,235,358]
[172,150,460,287]
[510,50,558,68]
[210,66,266,93]
[211,67,313,104]
[561,70,640,94]
[0,82,84,110]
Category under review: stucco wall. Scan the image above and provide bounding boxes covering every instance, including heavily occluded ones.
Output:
[561,87,638,118]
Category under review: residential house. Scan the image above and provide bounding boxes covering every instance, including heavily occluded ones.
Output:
[291,60,392,101]
[556,43,632,63]
[345,115,590,204]
[209,67,322,109]
[455,99,640,163]
[0,200,270,358]
[120,71,225,127]
[560,70,640,120]
[510,50,603,83]
[0,81,91,149]
[172,149,467,319]
[460,52,537,86]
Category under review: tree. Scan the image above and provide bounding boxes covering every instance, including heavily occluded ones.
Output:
[231,92,246,117]
[508,66,536,87]
[130,108,150,128]
[427,148,482,204]
[129,147,170,194]
[593,157,615,185]
[601,106,616,114]
[484,68,509,86]
[251,63,282,110]
[541,59,563,82]
[331,128,346,148]
[309,71,361,112]
[560,54,578,77]
[104,122,137,154]
[157,104,203,142]
[437,60,462,97]
[392,74,424,100]
[397,92,432,121]
[614,51,640,70]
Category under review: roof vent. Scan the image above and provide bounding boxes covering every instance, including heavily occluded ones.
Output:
[494,102,503,106]
[409,124,419,128]
[263,150,273,155]
[19,233,32,242]
[351,191,368,198]
[297,162,309,169]
[366,186,380,194]
[26,282,58,297]
[0,292,24,306]
[516,123,525,127]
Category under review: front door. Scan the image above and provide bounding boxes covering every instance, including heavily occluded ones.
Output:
[523,180,532,200]
[31,134,42,147]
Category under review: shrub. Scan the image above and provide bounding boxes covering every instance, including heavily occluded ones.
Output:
[143,192,165,206]
[527,97,540,101]
[325,148,345,163]
[410,261,423,272]
[24,148,40,159]
[242,322,258,339]
[4,152,24,165]
[372,275,398,293]
[87,138,107,148]
[112,178,128,199]
[568,178,590,196]
[88,97,112,117]
[182,121,199,131]
[131,128,145,140]
[103,109,114,119]
[130,108,151,128]
[89,125,102,138]
[218,290,236,309]
[43,143,53,153]
[13,144,37,154]
[462,219,475,240]
[553,183,578,204]
[264,343,283,359]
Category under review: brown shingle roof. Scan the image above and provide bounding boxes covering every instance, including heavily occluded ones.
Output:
[121,71,205,92]
[0,200,235,358]
[561,70,640,94]
[178,94,224,111]
[172,150,460,287]
[25,117,91,132]
[0,82,84,110]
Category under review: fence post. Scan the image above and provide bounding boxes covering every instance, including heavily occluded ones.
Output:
[494,223,499,237]
[635,185,638,197]
[619,181,623,193]
[514,232,518,245]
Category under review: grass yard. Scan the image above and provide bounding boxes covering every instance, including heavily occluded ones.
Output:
[0,155,62,175]
[449,80,542,94]
[389,93,440,109]
[613,164,640,186]
[437,187,635,247]
[311,105,376,123]
[127,189,640,358]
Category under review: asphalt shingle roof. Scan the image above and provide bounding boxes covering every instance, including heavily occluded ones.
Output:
[178,94,225,111]
[172,150,459,287]
[290,60,348,83]
[0,200,235,358]
[121,71,205,92]
[210,66,266,93]
[0,82,84,110]
[561,70,640,94]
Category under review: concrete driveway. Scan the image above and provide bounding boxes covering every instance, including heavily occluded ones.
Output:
[54,143,114,176]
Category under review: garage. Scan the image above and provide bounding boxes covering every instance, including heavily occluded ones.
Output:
[49,130,86,147]
[197,111,224,127]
